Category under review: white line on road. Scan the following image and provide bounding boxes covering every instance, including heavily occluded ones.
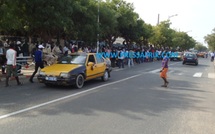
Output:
[148,62,179,73]
[193,72,203,77]
[208,73,215,79]
[168,70,174,74]
[148,69,160,73]
[0,73,145,120]
[113,68,124,72]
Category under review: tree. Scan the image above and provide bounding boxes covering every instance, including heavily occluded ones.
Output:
[99,0,119,47]
[116,0,139,47]
[172,31,196,51]
[204,28,215,51]
[149,21,172,49]
[0,0,24,35]
[24,0,74,42]
[194,42,208,52]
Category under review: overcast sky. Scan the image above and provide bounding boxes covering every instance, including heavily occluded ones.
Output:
[125,0,215,46]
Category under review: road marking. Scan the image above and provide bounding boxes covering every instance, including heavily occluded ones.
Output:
[113,68,124,72]
[169,62,180,66]
[148,69,160,73]
[168,70,174,74]
[148,62,179,73]
[0,73,144,120]
[193,72,203,77]
[208,73,215,78]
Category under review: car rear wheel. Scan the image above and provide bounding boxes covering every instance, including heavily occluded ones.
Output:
[75,74,84,89]
[101,70,109,82]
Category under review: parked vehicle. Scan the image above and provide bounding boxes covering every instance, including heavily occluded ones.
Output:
[170,52,183,61]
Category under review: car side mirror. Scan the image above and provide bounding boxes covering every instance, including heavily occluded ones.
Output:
[88,62,94,66]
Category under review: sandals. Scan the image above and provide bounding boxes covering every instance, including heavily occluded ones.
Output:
[166,82,169,86]
[161,82,169,87]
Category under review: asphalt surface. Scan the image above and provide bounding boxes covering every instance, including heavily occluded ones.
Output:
[0,58,215,134]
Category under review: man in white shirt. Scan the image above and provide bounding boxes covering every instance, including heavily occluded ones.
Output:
[5,43,22,87]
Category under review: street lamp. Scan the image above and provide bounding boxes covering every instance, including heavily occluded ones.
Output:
[157,14,178,25]
[168,14,178,20]
[185,30,192,33]
[96,0,100,53]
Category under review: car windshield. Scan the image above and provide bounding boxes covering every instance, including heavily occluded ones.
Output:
[58,55,86,64]
[185,53,195,57]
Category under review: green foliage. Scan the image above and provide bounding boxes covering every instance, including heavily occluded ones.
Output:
[172,31,196,50]
[0,0,197,50]
[204,28,215,51]
[194,42,208,52]
[149,21,196,50]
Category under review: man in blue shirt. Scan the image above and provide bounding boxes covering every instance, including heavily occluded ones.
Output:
[29,45,44,83]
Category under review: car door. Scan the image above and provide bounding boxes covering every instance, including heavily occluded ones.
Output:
[86,54,99,80]
[94,54,106,77]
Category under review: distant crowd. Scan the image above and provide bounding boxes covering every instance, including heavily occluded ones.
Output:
[1,39,214,71]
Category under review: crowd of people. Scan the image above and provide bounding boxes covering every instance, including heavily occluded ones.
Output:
[1,38,215,86]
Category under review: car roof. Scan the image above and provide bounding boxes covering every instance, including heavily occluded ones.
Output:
[184,52,196,56]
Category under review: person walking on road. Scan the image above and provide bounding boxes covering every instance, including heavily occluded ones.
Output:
[5,43,22,87]
[128,49,134,68]
[29,45,44,83]
[160,53,169,87]
[118,49,125,68]
[210,52,214,62]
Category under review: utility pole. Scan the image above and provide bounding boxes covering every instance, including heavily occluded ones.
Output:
[96,0,100,53]
[157,14,160,25]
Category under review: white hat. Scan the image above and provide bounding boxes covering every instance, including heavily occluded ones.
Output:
[38,45,44,49]
[17,41,21,45]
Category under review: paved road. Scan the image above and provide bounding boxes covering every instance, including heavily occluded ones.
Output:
[0,58,215,134]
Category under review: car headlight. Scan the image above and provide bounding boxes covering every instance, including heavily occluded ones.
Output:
[39,71,45,76]
[60,73,70,78]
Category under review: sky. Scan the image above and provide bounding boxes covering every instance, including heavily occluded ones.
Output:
[125,0,215,47]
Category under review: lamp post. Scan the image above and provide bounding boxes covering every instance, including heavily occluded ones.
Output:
[168,14,178,20]
[157,14,178,25]
[96,0,100,53]
[185,30,192,33]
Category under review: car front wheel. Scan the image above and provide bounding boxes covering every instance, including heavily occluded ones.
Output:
[75,74,84,89]
[101,70,109,81]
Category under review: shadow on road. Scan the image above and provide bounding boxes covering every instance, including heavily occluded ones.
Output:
[8,73,209,120]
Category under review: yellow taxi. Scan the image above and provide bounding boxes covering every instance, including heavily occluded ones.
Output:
[170,52,183,61]
[37,53,111,88]
[196,52,205,58]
